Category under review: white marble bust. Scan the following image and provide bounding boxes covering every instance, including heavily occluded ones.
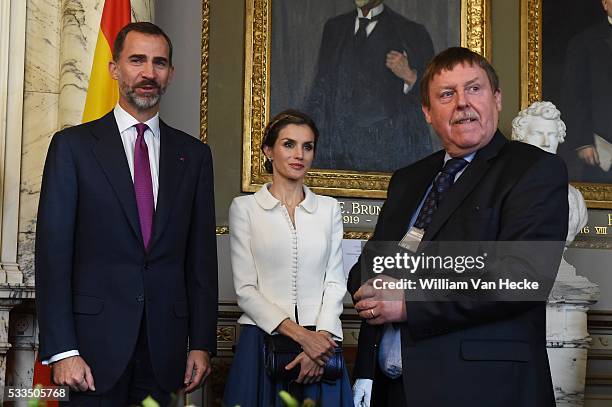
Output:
[511,101,566,154]
[511,101,587,246]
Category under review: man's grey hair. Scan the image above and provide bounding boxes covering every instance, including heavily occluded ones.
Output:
[511,101,567,143]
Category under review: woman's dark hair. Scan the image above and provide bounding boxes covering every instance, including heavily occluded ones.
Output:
[261,109,320,173]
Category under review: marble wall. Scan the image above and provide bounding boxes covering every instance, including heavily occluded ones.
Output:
[18,0,62,285]
[18,0,155,286]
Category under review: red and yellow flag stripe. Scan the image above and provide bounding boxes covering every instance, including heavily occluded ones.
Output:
[82,0,131,122]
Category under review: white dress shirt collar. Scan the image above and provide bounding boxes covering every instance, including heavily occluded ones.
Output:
[113,104,161,138]
[443,151,476,164]
[442,151,475,181]
[608,16,612,26]
[357,3,384,19]
[254,183,318,213]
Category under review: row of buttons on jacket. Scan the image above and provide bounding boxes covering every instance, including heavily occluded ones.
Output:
[281,206,299,306]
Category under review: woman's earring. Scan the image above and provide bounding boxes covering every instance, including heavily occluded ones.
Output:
[264,156,274,173]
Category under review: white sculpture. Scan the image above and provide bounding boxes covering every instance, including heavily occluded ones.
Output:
[512,101,598,407]
[566,187,587,247]
[511,101,566,154]
[511,101,587,246]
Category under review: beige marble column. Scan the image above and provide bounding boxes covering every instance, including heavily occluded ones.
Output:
[18,0,62,286]
[1,0,27,285]
[0,299,24,403]
[5,309,37,392]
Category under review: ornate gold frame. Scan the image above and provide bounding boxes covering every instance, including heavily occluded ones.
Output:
[520,0,612,208]
[200,0,210,143]
[242,0,491,198]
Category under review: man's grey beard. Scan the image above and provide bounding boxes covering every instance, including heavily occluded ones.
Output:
[121,84,166,111]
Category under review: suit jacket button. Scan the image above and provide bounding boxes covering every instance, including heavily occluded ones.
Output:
[144,262,149,270]
[137,294,145,303]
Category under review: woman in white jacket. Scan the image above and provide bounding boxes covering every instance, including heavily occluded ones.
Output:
[223,110,353,406]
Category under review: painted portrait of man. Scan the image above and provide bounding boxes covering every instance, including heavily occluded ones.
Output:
[542,0,612,183]
[269,0,461,173]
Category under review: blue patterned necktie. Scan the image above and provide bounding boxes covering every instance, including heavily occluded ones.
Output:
[413,157,468,231]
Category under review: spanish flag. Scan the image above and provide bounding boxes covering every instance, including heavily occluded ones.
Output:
[82,0,131,122]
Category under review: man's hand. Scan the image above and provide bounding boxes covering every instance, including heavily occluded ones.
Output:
[386,50,417,86]
[51,356,95,392]
[183,350,211,393]
[354,276,407,324]
[285,352,324,384]
[353,378,373,407]
[578,145,600,166]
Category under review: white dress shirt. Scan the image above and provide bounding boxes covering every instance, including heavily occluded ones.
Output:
[43,105,161,365]
[229,184,347,340]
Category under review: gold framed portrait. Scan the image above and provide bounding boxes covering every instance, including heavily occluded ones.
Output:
[240,0,491,198]
[520,0,612,208]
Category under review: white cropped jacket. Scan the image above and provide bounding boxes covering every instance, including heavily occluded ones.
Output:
[229,184,346,340]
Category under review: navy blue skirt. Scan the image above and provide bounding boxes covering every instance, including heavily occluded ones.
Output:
[223,325,353,407]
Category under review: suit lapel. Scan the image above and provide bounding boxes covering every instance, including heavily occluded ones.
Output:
[422,131,507,241]
[92,111,143,243]
[149,121,187,251]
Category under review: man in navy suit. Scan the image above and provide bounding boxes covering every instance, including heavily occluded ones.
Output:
[306,0,434,172]
[350,47,567,406]
[35,22,218,406]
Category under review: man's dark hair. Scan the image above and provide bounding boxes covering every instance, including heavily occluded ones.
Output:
[261,109,320,174]
[113,22,173,66]
[420,47,499,108]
